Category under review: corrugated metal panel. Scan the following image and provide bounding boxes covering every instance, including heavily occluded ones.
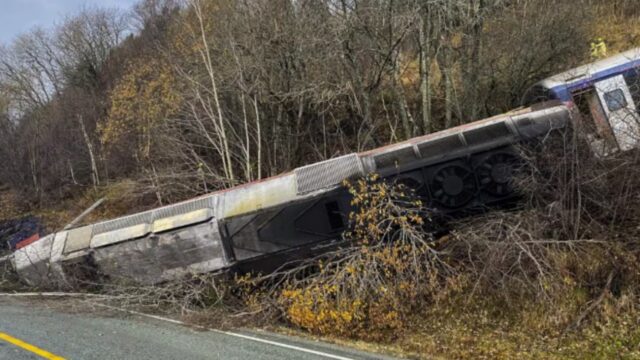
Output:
[92,221,227,285]
[49,231,69,284]
[295,154,364,194]
[92,210,154,236]
[90,224,151,248]
[64,225,93,254]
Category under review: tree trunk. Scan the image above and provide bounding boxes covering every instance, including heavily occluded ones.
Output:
[419,11,433,134]
[78,115,100,189]
[192,0,235,185]
[442,42,454,129]
[253,96,262,180]
[393,52,415,139]
[468,0,484,121]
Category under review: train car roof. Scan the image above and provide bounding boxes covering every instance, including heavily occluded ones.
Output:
[40,100,567,251]
[537,48,640,91]
[86,102,568,228]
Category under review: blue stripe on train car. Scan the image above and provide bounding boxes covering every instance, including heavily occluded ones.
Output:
[548,58,640,101]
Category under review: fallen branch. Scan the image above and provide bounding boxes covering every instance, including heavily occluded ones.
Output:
[0,292,110,298]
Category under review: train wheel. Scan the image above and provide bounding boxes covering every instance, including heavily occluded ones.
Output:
[476,152,518,197]
[429,164,476,208]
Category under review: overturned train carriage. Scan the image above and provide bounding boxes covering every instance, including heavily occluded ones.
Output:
[11,103,570,287]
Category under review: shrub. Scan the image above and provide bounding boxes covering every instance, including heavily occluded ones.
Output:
[272,174,461,341]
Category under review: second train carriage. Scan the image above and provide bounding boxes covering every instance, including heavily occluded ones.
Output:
[524,47,640,153]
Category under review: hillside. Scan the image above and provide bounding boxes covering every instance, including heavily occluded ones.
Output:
[2,1,640,359]
[0,0,637,219]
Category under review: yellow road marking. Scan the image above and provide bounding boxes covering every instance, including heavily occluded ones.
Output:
[0,332,66,360]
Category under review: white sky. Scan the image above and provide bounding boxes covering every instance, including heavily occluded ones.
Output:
[0,0,137,44]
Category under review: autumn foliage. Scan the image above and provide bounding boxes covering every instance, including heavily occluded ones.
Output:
[101,56,182,159]
[263,175,457,340]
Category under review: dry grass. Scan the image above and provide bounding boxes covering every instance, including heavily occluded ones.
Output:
[0,257,24,292]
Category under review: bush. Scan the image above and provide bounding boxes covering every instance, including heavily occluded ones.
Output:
[0,256,23,292]
[265,175,461,340]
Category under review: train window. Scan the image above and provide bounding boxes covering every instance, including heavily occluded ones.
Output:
[324,201,345,230]
[604,89,627,112]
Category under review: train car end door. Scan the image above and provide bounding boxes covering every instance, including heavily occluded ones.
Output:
[595,75,640,151]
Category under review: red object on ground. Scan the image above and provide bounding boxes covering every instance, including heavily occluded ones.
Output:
[15,233,41,250]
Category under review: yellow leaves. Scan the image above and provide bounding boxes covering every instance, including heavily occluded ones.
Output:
[343,172,432,249]
[276,239,435,339]
[101,55,182,158]
[272,173,438,340]
[563,275,576,287]
[340,310,353,323]
[278,283,364,336]
[590,38,608,60]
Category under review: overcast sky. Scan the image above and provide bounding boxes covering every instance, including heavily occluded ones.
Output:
[0,0,137,45]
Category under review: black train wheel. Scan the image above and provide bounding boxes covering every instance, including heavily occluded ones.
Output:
[430,164,476,208]
[476,152,519,197]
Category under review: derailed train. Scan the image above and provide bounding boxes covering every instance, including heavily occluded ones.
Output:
[8,48,640,287]
[8,104,570,286]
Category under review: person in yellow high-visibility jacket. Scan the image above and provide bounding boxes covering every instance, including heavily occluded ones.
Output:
[591,38,608,59]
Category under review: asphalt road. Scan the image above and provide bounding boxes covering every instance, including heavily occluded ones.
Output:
[0,297,395,360]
